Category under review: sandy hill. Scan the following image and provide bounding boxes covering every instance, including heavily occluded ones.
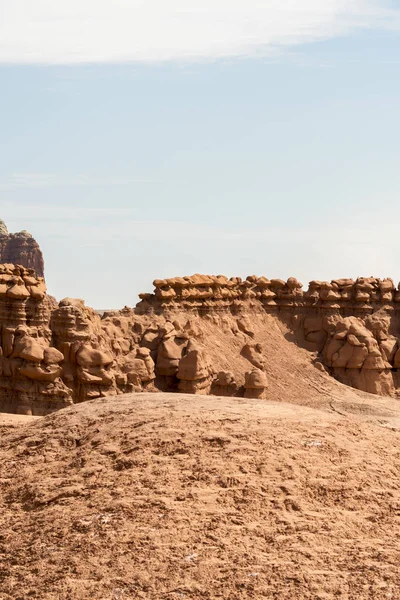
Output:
[1,386,400,599]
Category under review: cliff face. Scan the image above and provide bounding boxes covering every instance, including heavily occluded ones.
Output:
[2,269,400,416]
[137,274,400,398]
[0,263,72,415]
[0,220,45,278]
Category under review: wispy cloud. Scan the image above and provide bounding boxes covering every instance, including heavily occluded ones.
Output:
[0,172,159,191]
[0,201,139,225]
[2,200,398,249]
[0,1,398,65]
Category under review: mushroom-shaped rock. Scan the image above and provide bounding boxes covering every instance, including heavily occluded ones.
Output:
[7,281,30,300]
[177,342,211,381]
[11,328,45,363]
[214,371,236,387]
[123,347,155,387]
[177,341,213,394]
[28,281,47,299]
[380,278,395,302]
[155,287,176,300]
[19,364,63,382]
[256,276,271,288]
[59,297,86,309]
[287,277,303,291]
[23,275,39,287]
[76,345,113,368]
[156,337,186,377]
[244,368,268,399]
[43,347,65,365]
[153,279,167,289]
[211,371,237,397]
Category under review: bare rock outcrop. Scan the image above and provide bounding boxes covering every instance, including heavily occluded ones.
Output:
[122,347,156,390]
[50,298,119,402]
[137,273,400,397]
[137,274,400,313]
[244,368,269,399]
[321,315,395,396]
[211,371,238,397]
[4,266,400,415]
[0,220,45,278]
[177,340,214,395]
[0,264,71,414]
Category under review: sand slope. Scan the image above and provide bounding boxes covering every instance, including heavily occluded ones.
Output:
[1,390,400,599]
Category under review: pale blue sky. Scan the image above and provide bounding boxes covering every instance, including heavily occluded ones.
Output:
[0,1,399,307]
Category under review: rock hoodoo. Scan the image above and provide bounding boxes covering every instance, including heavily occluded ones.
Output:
[2,267,400,415]
[0,263,71,415]
[0,220,44,278]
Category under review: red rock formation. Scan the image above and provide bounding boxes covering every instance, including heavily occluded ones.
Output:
[0,263,71,415]
[0,220,44,278]
[136,274,400,397]
[244,368,269,399]
[3,267,400,415]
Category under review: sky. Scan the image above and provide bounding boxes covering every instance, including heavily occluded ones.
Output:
[0,0,399,307]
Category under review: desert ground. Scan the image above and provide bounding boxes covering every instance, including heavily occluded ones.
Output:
[2,2,399,597]
[1,386,400,600]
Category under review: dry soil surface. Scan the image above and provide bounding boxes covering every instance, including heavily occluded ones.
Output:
[1,391,400,600]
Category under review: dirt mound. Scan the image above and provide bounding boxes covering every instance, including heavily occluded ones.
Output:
[1,392,400,599]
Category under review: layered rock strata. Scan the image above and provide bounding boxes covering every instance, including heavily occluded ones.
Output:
[137,274,400,311]
[0,220,44,278]
[138,274,400,396]
[0,264,71,414]
[2,268,400,415]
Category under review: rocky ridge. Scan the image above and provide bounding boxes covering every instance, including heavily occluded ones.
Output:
[2,268,400,415]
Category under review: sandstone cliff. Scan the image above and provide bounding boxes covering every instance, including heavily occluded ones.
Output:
[2,267,400,415]
[0,220,44,278]
[0,263,71,415]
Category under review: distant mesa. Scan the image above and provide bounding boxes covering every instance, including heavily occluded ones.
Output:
[0,219,44,278]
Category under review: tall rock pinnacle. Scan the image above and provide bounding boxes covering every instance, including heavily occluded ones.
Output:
[0,220,45,278]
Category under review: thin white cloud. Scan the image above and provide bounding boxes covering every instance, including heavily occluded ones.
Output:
[0,172,159,190]
[3,201,398,249]
[0,0,398,64]
[0,201,139,224]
